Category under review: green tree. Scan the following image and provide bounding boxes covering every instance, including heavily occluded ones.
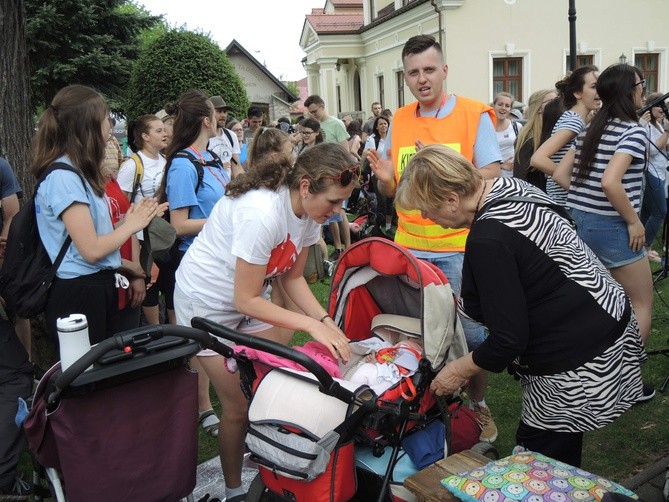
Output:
[126,28,249,121]
[26,0,160,111]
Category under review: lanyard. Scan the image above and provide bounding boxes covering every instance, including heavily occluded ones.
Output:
[188,145,206,163]
[188,145,230,188]
[206,164,230,189]
[416,93,447,118]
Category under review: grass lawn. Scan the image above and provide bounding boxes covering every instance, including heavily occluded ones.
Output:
[195,258,669,483]
[23,249,669,488]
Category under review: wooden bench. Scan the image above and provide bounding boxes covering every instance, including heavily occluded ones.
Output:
[403,450,490,501]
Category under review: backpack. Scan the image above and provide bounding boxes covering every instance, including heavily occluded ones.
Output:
[129,153,145,202]
[154,149,227,265]
[0,163,85,318]
[158,149,226,206]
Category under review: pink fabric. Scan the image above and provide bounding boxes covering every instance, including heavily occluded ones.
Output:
[230,341,342,378]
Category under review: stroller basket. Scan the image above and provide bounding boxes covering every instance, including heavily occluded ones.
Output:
[24,324,216,502]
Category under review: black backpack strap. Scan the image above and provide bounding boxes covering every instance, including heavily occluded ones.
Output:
[476,195,576,228]
[222,128,234,148]
[37,163,88,284]
[512,120,519,136]
[174,150,206,194]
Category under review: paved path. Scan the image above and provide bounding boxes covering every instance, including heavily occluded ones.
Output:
[193,455,258,501]
[622,454,669,502]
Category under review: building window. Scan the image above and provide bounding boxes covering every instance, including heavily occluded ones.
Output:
[396,71,404,108]
[378,75,385,110]
[635,53,659,93]
[566,54,594,69]
[493,57,523,100]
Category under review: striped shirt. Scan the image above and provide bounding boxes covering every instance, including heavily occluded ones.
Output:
[568,118,647,216]
[546,110,585,206]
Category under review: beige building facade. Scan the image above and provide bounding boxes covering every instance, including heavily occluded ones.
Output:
[300,0,669,117]
[225,40,298,123]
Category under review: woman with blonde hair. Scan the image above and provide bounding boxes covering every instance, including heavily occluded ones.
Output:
[493,91,522,177]
[513,89,557,189]
[395,143,644,466]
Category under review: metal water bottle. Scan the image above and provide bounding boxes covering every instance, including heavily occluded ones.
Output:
[57,314,92,371]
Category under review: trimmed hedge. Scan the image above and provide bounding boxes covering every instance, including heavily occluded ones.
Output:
[126,28,249,121]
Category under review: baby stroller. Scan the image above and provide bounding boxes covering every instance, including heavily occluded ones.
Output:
[192,237,497,502]
[23,324,229,502]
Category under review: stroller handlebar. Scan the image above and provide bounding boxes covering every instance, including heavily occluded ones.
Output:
[49,324,220,404]
[191,317,356,404]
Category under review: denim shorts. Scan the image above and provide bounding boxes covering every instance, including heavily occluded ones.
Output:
[570,208,645,269]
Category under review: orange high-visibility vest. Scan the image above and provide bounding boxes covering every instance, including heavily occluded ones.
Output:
[391,95,494,252]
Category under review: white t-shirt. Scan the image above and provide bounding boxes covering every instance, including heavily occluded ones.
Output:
[117,151,166,203]
[208,128,241,177]
[496,121,522,178]
[175,186,321,309]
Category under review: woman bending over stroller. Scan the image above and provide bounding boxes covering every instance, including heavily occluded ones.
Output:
[395,144,645,468]
[174,139,354,501]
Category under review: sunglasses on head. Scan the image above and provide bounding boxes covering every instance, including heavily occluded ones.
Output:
[322,166,360,186]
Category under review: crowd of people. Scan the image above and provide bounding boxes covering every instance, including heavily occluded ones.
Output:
[0,32,664,500]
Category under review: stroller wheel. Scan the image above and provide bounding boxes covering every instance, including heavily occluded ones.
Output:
[470,441,500,460]
[246,473,284,502]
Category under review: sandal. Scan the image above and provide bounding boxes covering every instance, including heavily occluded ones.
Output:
[198,409,220,438]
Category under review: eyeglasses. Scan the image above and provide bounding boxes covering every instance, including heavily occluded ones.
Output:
[322,166,360,186]
[307,107,321,116]
[633,79,646,90]
[301,130,314,135]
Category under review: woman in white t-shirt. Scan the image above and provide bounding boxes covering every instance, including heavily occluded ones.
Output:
[174,137,354,502]
[117,115,170,325]
[493,92,522,177]
[117,115,168,203]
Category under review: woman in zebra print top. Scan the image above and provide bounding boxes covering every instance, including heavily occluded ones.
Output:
[396,144,645,467]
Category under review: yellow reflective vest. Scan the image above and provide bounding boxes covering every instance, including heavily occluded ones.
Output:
[391,96,494,252]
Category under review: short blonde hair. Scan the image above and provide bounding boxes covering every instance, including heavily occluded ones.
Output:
[395,144,482,213]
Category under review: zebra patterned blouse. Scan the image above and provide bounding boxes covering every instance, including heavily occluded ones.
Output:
[461,177,644,432]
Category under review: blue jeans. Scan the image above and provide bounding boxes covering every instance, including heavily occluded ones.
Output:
[640,172,667,248]
[421,252,487,350]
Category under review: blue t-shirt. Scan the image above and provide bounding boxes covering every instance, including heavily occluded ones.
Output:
[35,157,120,279]
[0,157,22,199]
[0,157,22,230]
[166,149,228,251]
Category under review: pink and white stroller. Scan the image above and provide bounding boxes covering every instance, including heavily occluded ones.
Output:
[192,237,497,502]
